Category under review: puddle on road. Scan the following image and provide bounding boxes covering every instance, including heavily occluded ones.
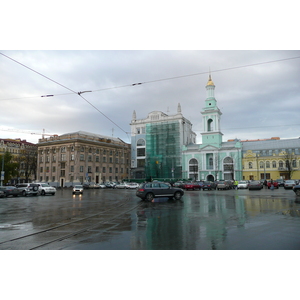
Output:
[0,223,24,230]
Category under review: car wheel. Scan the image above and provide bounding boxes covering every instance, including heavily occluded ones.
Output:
[41,190,45,196]
[22,190,27,196]
[52,193,55,196]
[146,193,154,201]
[174,191,182,200]
[296,190,300,197]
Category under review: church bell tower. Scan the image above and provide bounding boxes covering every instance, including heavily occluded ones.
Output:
[201,75,223,147]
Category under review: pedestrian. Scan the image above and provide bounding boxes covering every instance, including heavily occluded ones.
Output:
[234,179,238,190]
[270,179,274,190]
[263,180,267,188]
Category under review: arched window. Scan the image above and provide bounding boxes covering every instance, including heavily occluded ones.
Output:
[207,119,213,131]
[259,161,264,169]
[189,158,199,180]
[209,157,213,168]
[249,162,253,169]
[266,161,270,168]
[279,161,284,168]
[137,139,145,146]
[272,161,276,168]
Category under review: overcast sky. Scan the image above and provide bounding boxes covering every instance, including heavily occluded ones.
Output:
[1,50,299,145]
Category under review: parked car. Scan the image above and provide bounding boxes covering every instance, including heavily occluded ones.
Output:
[173,181,185,189]
[35,183,56,195]
[0,186,22,197]
[248,180,262,190]
[202,181,216,190]
[284,180,296,189]
[16,183,39,196]
[293,185,300,196]
[126,182,139,189]
[237,181,249,189]
[183,182,200,190]
[216,181,230,190]
[267,181,279,189]
[0,190,5,198]
[116,183,127,189]
[73,185,83,194]
[275,179,285,187]
[136,182,184,201]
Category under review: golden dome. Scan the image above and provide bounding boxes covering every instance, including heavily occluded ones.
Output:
[206,74,215,86]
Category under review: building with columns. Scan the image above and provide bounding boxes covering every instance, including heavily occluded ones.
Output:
[37,131,131,187]
[182,75,243,181]
[130,104,196,180]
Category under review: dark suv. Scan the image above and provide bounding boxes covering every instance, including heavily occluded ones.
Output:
[16,183,39,196]
[136,182,184,201]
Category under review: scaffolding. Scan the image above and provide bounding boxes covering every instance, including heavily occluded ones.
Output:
[145,121,182,179]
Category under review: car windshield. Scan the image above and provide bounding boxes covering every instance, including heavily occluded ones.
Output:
[75,185,82,188]
[41,183,50,187]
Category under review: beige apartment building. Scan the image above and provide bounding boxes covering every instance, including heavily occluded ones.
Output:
[37,131,131,187]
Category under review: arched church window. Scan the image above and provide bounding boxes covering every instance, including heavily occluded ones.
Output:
[137,139,145,146]
[224,157,233,164]
[189,158,198,173]
[249,162,253,169]
[207,119,213,131]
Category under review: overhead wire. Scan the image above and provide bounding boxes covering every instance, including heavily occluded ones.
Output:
[1,52,300,137]
[0,52,129,135]
[1,53,300,101]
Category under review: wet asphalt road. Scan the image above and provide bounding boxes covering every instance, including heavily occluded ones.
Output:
[1,186,300,250]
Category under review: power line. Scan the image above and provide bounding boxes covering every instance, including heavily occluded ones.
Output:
[0,52,128,135]
[1,54,300,102]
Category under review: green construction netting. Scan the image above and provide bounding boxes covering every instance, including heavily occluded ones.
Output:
[145,121,182,178]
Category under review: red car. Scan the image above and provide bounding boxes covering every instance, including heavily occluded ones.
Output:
[183,182,200,190]
[267,181,279,189]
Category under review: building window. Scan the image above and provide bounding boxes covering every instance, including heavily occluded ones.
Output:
[272,161,276,168]
[103,167,106,173]
[266,161,270,168]
[80,154,84,161]
[137,139,145,146]
[259,162,264,169]
[279,161,284,168]
[109,167,112,173]
[80,166,84,172]
[71,154,75,161]
[61,147,66,153]
[137,148,145,157]
[207,119,213,131]
[249,162,253,169]
[292,160,297,168]
[88,166,92,173]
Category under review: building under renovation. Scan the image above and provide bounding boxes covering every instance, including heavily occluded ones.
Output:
[130,105,196,180]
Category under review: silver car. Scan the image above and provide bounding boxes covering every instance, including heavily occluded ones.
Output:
[73,185,83,194]
[284,180,296,189]
[16,183,39,196]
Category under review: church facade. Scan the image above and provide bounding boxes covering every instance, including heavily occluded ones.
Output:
[182,75,243,181]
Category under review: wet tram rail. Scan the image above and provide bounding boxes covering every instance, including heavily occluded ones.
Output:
[0,194,142,250]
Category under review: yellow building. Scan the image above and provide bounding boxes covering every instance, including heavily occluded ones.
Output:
[0,138,37,183]
[242,138,300,181]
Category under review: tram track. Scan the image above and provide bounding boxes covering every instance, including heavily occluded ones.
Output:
[0,196,142,250]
